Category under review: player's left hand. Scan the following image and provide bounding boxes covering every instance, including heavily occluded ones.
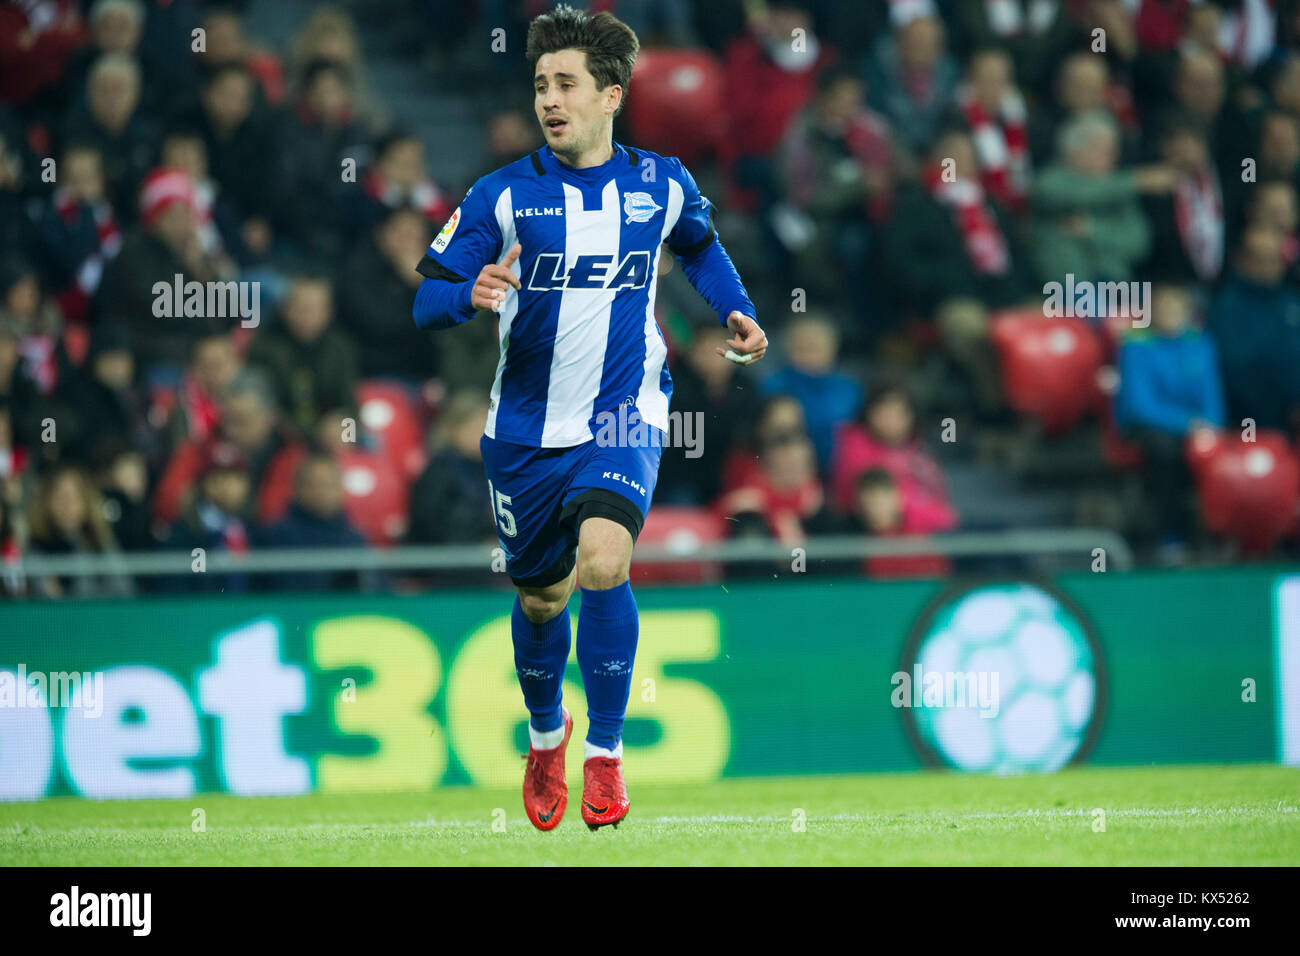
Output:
[717,312,767,365]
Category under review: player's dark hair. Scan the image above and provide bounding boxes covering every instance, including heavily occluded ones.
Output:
[525,4,639,116]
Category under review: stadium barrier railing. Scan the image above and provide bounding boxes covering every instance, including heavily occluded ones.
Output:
[6,527,1134,581]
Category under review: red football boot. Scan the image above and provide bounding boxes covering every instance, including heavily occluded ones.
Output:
[581,755,630,830]
[522,708,572,831]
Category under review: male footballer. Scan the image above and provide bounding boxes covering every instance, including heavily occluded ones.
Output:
[412,4,766,831]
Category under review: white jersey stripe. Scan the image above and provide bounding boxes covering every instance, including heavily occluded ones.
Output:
[484,186,518,439]
[540,180,622,446]
[633,178,684,434]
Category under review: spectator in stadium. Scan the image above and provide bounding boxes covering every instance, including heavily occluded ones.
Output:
[337,205,438,382]
[0,257,66,397]
[158,126,243,268]
[760,312,863,475]
[60,53,157,221]
[96,166,230,380]
[879,126,1033,412]
[58,323,155,467]
[350,130,453,236]
[278,58,373,262]
[407,391,496,546]
[158,440,256,594]
[719,0,830,214]
[88,437,152,554]
[715,405,830,547]
[951,0,1074,98]
[161,331,241,452]
[0,489,21,598]
[775,65,895,305]
[1115,283,1225,553]
[1028,110,1165,291]
[0,405,30,536]
[483,109,542,178]
[1138,114,1226,285]
[830,380,958,534]
[154,368,306,527]
[0,317,46,457]
[1209,225,1300,436]
[286,5,385,131]
[0,116,45,270]
[0,0,86,113]
[657,323,755,506]
[37,142,121,324]
[247,275,358,439]
[952,47,1031,216]
[197,3,286,106]
[842,466,951,578]
[1239,179,1300,284]
[26,464,133,599]
[1256,110,1300,187]
[186,64,279,260]
[720,392,807,495]
[1030,52,1140,168]
[863,4,959,156]
[261,453,369,592]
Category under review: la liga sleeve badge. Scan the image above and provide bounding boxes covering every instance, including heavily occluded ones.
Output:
[432,206,462,252]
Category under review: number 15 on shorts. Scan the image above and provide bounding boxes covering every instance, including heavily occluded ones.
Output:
[487,481,517,538]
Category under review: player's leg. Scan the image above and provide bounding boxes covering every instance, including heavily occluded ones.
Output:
[560,425,663,829]
[513,566,576,747]
[513,568,577,831]
[480,435,580,830]
[574,514,637,754]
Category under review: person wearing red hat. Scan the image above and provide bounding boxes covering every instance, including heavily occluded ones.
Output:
[96,165,230,383]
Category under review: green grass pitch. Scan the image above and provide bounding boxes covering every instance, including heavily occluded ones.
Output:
[2,765,1295,866]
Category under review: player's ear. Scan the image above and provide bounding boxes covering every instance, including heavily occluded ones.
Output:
[605,84,623,116]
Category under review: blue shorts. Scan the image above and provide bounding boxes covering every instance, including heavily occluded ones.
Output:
[480,425,664,588]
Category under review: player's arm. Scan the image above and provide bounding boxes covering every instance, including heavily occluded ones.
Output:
[412,182,515,330]
[666,159,767,364]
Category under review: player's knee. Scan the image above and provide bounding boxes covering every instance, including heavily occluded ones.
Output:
[518,589,566,624]
[577,547,630,590]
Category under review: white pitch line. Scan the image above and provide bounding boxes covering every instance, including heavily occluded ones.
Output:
[5,805,1294,839]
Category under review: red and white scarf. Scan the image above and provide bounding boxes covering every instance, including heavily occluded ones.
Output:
[924,164,1010,275]
[52,188,121,293]
[1173,166,1223,281]
[959,84,1030,215]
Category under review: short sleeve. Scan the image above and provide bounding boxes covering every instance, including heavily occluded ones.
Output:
[665,158,718,259]
[416,179,503,282]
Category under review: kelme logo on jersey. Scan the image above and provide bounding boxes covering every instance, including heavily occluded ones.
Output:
[623,191,662,224]
[526,251,651,292]
[431,206,461,252]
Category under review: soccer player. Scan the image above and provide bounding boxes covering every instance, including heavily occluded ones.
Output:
[411,5,766,830]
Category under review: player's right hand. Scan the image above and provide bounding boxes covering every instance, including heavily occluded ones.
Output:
[472,243,522,312]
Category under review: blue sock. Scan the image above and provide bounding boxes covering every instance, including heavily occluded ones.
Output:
[577,580,639,749]
[512,597,571,733]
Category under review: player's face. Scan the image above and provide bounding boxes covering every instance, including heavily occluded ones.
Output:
[534,50,617,158]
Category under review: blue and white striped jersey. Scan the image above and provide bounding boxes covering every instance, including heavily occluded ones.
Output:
[414,141,755,448]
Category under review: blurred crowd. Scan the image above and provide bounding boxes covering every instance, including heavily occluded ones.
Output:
[1,0,1298,598]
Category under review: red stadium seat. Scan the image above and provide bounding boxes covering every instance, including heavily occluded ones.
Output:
[989,310,1105,436]
[337,449,410,546]
[357,380,427,479]
[631,506,725,585]
[624,49,726,167]
[1186,429,1300,555]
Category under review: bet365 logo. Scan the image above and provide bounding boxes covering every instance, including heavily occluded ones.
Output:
[525,251,651,292]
